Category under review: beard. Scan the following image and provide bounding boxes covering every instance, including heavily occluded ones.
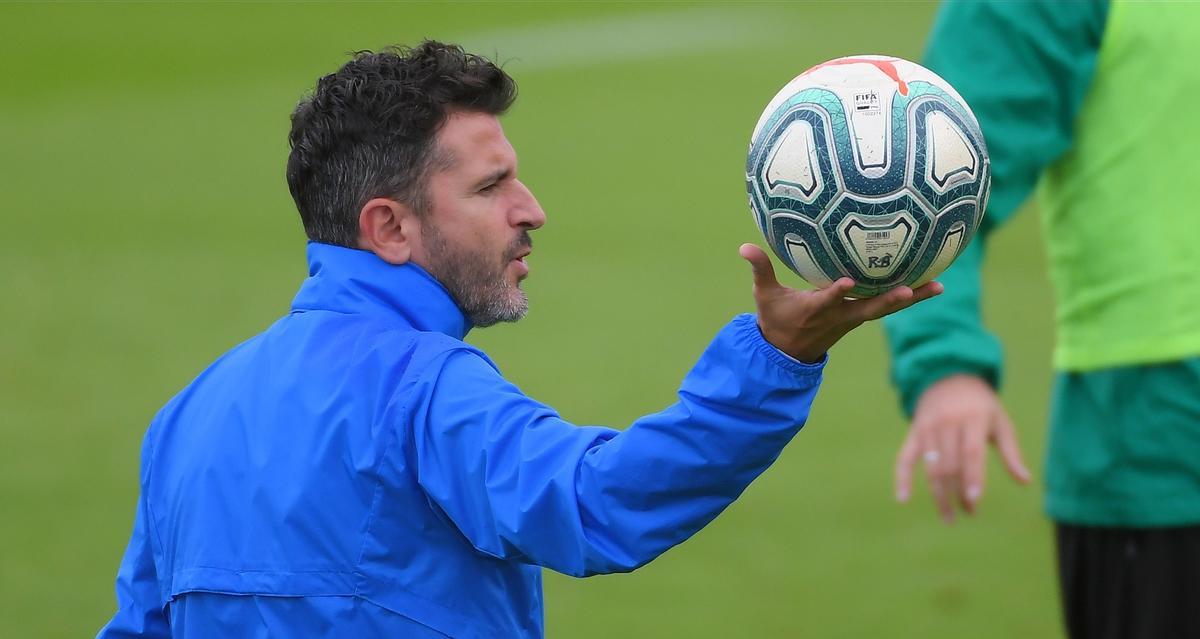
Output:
[419,223,532,328]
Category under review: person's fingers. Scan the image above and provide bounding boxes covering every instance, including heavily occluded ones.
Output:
[910,281,945,302]
[738,244,782,293]
[807,277,856,311]
[881,281,943,312]
[959,420,989,514]
[937,423,962,483]
[895,430,921,503]
[926,465,955,525]
[993,411,1032,484]
[920,431,955,525]
[936,424,962,520]
[849,281,946,322]
[852,285,915,321]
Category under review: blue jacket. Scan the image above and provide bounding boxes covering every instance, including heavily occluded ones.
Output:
[98,242,825,638]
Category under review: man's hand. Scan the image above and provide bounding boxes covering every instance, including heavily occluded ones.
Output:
[894,374,1031,524]
[739,243,943,363]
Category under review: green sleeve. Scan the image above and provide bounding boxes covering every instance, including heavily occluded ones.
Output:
[884,0,1108,415]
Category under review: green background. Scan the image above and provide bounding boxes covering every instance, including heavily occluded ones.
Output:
[0,2,1059,637]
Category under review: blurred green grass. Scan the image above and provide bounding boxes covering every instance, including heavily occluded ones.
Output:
[0,2,1059,637]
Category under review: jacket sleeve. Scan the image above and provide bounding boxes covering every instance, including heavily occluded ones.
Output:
[409,314,823,577]
[883,0,1109,415]
[96,436,170,638]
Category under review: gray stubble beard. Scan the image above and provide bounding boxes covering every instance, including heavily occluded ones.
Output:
[419,223,530,328]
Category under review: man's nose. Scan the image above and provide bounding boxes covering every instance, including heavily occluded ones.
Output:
[511,180,546,230]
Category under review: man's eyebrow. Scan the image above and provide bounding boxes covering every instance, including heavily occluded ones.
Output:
[475,167,512,188]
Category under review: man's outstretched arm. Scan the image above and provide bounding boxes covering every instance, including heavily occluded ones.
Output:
[411,244,941,577]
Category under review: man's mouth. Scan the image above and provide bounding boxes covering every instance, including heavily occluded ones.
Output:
[510,249,531,276]
[508,234,533,277]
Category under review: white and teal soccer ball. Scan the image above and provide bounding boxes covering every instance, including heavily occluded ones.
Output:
[746,55,989,297]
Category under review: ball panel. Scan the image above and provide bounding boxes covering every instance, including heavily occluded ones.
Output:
[909,222,966,289]
[834,93,907,198]
[747,91,842,221]
[782,235,835,288]
[747,183,770,237]
[819,193,935,297]
[837,211,918,280]
[845,84,894,175]
[903,198,980,287]
[974,170,991,230]
[924,110,977,193]
[764,119,823,202]
[767,213,844,286]
[905,92,988,213]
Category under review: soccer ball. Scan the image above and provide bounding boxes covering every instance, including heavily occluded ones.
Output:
[746,55,989,297]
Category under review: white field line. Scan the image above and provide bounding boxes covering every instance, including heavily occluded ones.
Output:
[453,5,795,74]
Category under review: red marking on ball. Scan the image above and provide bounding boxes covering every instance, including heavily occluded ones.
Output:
[803,57,909,96]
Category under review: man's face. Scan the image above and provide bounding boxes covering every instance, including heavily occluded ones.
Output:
[411,111,546,327]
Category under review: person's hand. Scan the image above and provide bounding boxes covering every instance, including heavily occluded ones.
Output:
[894,374,1031,524]
[739,243,943,363]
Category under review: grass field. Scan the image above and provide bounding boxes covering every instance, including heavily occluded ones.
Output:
[0,2,1061,637]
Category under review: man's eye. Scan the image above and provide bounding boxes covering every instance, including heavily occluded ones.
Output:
[480,183,499,193]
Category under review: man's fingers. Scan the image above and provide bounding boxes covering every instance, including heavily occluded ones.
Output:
[910,281,945,303]
[853,281,946,322]
[816,277,856,306]
[738,243,782,293]
[993,412,1032,484]
[895,432,920,503]
[852,285,915,321]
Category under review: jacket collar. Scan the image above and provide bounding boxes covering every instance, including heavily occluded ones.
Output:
[290,241,471,340]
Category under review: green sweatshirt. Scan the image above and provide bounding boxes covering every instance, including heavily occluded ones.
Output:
[885,0,1200,526]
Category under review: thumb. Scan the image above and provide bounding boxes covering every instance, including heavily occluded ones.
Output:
[739,243,781,292]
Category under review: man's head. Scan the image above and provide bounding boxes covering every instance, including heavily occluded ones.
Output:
[287,42,545,327]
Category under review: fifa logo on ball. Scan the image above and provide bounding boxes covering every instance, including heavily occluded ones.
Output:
[853,90,880,113]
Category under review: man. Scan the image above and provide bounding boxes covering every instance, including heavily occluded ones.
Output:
[98,42,939,638]
[887,2,1200,637]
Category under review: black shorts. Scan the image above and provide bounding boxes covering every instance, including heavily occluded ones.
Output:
[1056,523,1200,639]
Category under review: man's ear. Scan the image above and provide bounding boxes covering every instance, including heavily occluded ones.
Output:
[358,198,420,265]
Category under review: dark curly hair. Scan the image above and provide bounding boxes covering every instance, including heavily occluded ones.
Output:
[286,41,517,247]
